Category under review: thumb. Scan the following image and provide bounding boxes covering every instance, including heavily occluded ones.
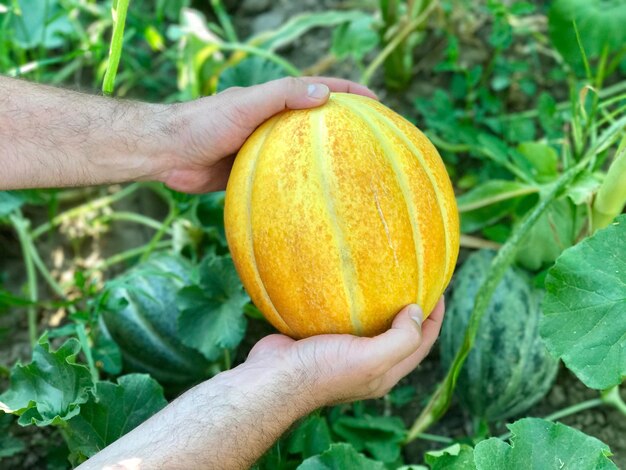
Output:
[366,304,423,366]
[231,77,330,124]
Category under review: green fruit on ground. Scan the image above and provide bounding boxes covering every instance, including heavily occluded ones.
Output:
[100,253,211,386]
[440,249,559,422]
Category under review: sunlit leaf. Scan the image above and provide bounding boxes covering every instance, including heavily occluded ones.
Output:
[65,374,167,460]
[474,418,616,469]
[177,253,248,360]
[0,336,92,426]
[297,443,386,470]
[541,215,626,389]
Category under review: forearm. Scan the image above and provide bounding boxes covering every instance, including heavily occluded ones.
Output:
[0,76,174,190]
[79,363,318,470]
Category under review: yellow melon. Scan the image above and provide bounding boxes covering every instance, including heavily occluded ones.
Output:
[224,92,459,338]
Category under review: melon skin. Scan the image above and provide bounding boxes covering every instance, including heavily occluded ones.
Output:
[100,254,211,386]
[225,92,459,338]
[440,250,559,422]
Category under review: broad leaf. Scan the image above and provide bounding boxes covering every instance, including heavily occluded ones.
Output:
[516,142,558,183]
[254,11,365,51]
[331,15,379,61]
[297,443,386,470]
[9,0,75,49]
[0,336,92,426]
[457,180,537,212]
[287,415,332,459]
[474,418,616,469]
[0,192,25,217]
[541,215,626,389]
[515,197,584,271]
[65,374,167,460]
[177,254,248,360]
[458,180,535,233]
[549,0,626,70]
[217,57,285,93]
[332,415,406,463]
[425,444,476,470]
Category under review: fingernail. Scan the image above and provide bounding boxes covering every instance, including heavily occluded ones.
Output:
[307,83,329,99]
[409,305,423,330]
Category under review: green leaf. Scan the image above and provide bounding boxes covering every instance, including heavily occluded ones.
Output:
[457,180,538,212]
[516,142,558,183]
[92,333,122,376]
[332,415,405,463]
[177,254,248,360]
[0,336,93,426]
[515,198,583,271]
[474,418,617,469]
[217,57,286,93]
[191,191,227,246]
[254,11,365,51]
[0,192,25,217]
[65,374,167,460]
[287,415,332,459]
[9,0,75,49]
[296,443,386,470]
[541,215,626,389]
[458,181,537,233]
[425,444,477,469]
[331,15,379,61]
[564,171,603,205]
[549,0,626,70]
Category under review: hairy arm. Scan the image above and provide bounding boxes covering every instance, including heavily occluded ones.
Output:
[79,301,445,470]
[0,76,168,189]
[79,363,317,470]
[0,75,376,191]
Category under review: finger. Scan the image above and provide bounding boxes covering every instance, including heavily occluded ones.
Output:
[297,77,378,100]
[222,77,377,129]
[383,297,446,383]
[363,304,424,368]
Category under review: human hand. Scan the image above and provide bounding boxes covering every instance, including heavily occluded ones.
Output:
[245,298,445,407]
[155,77,377,193]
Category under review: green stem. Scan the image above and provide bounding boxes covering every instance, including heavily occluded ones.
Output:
[498,398,603,441]
[101,211,172,234]
[426,133,472,153]
[211,0,238,43]
[498,80,626,123]
[412,432,455,445]
[457,186,539,213]
[31,183,140,239]
[10,213,38,348]
[102,0,130,95]
[405,159,591,442]
[602,386,626,417]
[139,207,177,262]
[77,323,99,383]
[28,234,65,298]
[362,0,437,86]
[218,42,301,77]
[92,240,172,272]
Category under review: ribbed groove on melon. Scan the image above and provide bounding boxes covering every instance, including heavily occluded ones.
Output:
[354,99,453,301]
[122,288,201,370]
[337,100,424,306]
[494,294,541,411]
[311,111,363,335]
[247,120,298,336]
